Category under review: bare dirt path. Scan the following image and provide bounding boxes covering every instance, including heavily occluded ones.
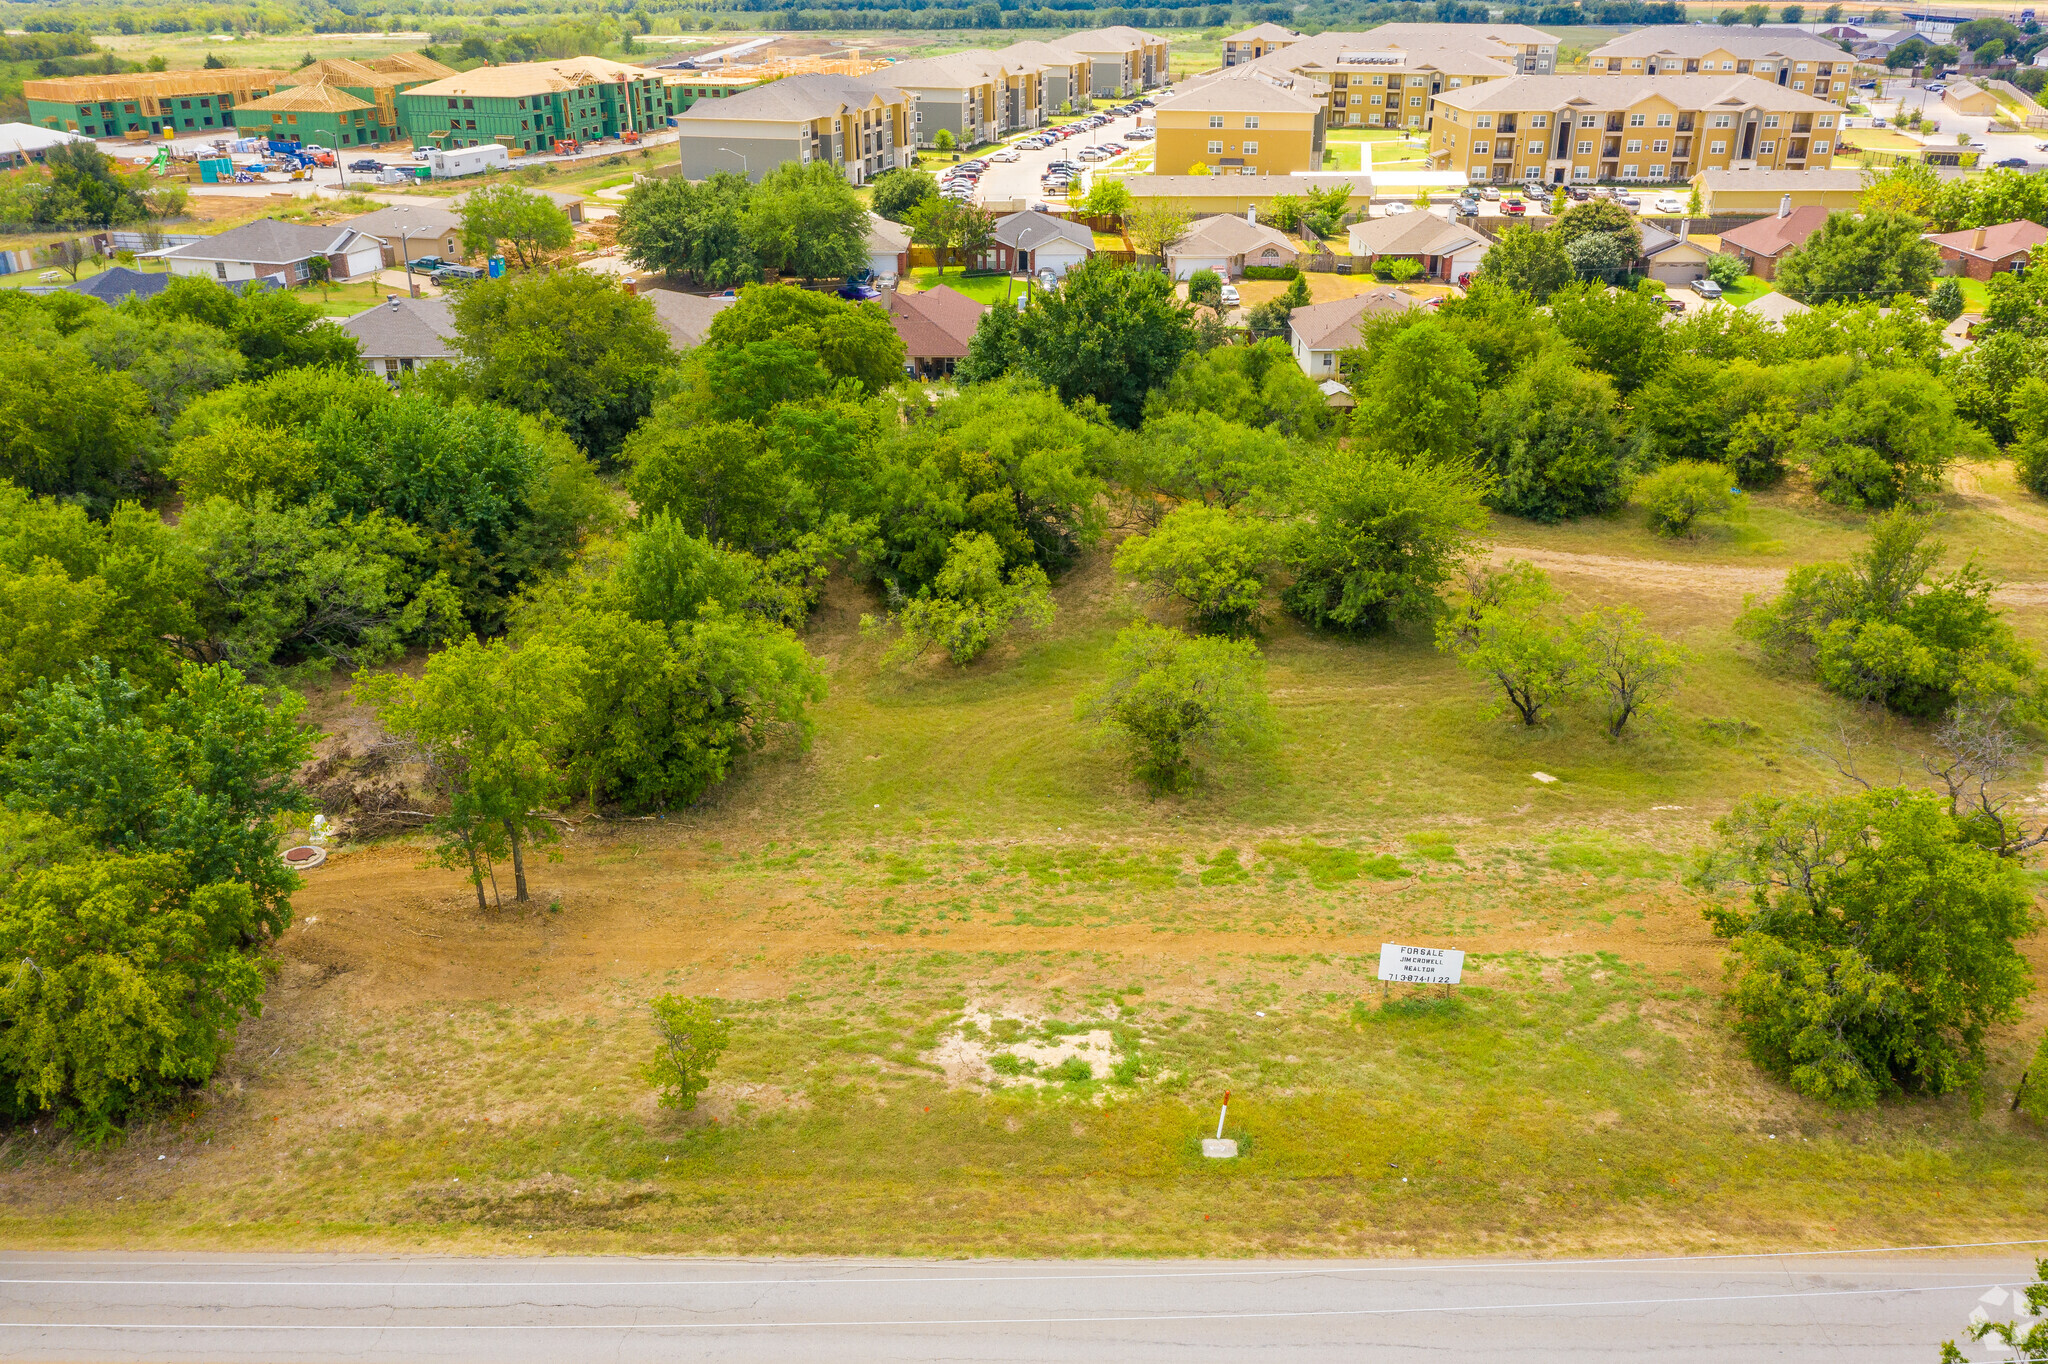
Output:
[1489,544,2048,606]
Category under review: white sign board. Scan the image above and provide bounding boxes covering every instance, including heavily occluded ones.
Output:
[1378,943,1464,985]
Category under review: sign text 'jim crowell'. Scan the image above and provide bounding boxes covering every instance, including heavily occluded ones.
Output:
[1376,943,1465,986]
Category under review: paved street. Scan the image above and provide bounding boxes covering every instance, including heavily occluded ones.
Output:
[968,104,1154,207]
[1,1249,2038,1362]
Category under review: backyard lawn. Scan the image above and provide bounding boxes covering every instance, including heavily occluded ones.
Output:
[1716,273,1775,308]
[903,267,1032,307]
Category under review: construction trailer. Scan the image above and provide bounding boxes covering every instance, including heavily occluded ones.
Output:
[423,143,511,178]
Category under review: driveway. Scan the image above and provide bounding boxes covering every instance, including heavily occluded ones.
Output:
[962,104,1154,207]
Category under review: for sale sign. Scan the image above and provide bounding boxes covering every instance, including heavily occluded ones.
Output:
[1377,943,1464,985]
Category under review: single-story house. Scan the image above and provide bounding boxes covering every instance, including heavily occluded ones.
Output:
[1743,291,1811,328]
[1119,173,1374,216]
[338,294,458,382]
[1925,220,2048,280]
[1689,166,1864,216]
[345,203,465,268]
[63,266,185,305]
[1286,287,1421,378]
[866,213,911,280]
[1165,213,1298,280]
[1717,202,1830,281]
[156,220,385,286]
[889,283,987,379]
[990,210,1094,277]
[1640,220,1719,286]
[641,287,735,349]
[1942,79,2000,116]
[1345,211,1487,282]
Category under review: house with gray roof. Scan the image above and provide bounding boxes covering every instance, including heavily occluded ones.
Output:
[1346,211,1488,281]
[640,288,735,350]
[1286,287,1422,378]
[344,202,465,268]
[338,294,458,381]
[990,210,1093,276]
[1164,213,1299,279]
[156,219,385,286]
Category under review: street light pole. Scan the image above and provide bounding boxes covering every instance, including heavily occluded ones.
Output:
[398,222,416,298]
[717,146,748,177]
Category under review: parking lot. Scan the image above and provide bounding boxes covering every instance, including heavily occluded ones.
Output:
[954,102,1155,206]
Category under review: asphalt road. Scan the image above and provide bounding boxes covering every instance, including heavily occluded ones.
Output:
[969,106,1152,207]
[1,1249,2038,1362]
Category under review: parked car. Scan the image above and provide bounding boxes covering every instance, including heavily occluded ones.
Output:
[1501,197,1526,215]
[1127,128,1154,140]
[1480,185,1501,200]
[1653,194,1685,214]
[1690,278,1723,298]
[1382,200,1413,215]
[432,264,487,284]
[1617,193,1642,209]
[405,255,446,273]
[1219,283,1240,307]
[991,149,1020,162]
[1037,267,1058,288]
[837,278,881,301]
[1665,298,1687,314]
[1926,81,1947,93]
[1567,186,1591,201]
[348,158,383,172]
[1995,156,2031,169]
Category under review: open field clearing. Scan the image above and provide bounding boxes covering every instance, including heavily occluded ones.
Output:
[2,468,2046,1259]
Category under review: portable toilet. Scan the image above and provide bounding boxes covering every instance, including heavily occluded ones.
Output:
[198,157,233,184]
[488,255,505,279]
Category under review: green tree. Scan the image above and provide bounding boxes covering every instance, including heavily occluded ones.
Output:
[870,167,939,224]
[143,276,359,379]
[354,636,584,907]
[982,256,1193,428]
[1126,200,1193,259]
[1550,197,1643,261]
[39,142,149,228]
[1349,320,1482,461]
[0,337,157,505]
[457,185,573,269]
[1118,409,1293,518]
[1927,276,1964,324]
[1775,210,1940,304]
[1546,279,1671,392]
[1637,459,1742,536]
[746,160,870,282]
[1078,623,1272,793]
[1077,177,1133,220]
[703,283,905,395]
[1282,450,1491,634]
[1697,789,2037,1106]
[1473,223,1574,301]
[1705,251,1749,289]
[1573,605,1688,736]
[1435,560,1585,726]
[1147,337,1338,440]
[932,127,956,152]
[1564,230,1625,278]
[2012,375,2048,495]
[1793,367,1982,509]
[1475,350,1628,522]
[1631,354,1730,466]
[643,994,731,1111]
[874,530,1055,665]
[450,269,674,465]
[615,171,760,287]
[71,309,245,428]
[1115,504,1274,635]
[1186,266,1223,310]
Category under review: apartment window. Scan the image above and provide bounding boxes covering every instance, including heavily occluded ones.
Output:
[446,99,457,109]
[1527,141,1542,155]
[1530,114,1547,128]
[1573,165,1590,179]
[1760,140,1776,155]
[1794,62,1809,72]
[1815,141,1831,155]
[1710,140,1727,154]
[1409,115,1421,127]
[1243,115,1258,128]
[1628,113,1646,127]
[1711,114,1733,128]
[1477,115,1492,128]
[1368,94,1380,106]
[1626,139,1641,152]
[1623,164,1638,177]
[1792,80,1805,90]
[1474,140,1490,155]
[1647,165,1666,180]
[1449,78,1462,88]
[1372,74,1385,85]
[1576,139,1592,154]
[1656,113,1672,127]
[1627,58,1643,68]
[1756,61,1775,72]
[1207,140,1222,153]
[1653,139,1668,152]
[1243,140,1258,153]
[1819,114,1835,128]
[1763,114,1779,128]
[1720,59,1735,69]
[463,99,474,109]
[1579,114,1597,128]
[1409,96,1423,107]
[1209,114,1223,127]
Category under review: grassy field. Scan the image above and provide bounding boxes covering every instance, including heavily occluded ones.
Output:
[2,466,2046,1259]
[903,267,1031,306]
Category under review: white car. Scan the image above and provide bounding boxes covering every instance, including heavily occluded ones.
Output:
[1382,201,1412,215]
[1654,194,1685,214]
[1218,283,1240,307]
[991,149,1020,162]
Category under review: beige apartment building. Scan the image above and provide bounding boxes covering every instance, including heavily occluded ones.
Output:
[884,49,1044,147]
[1429,74,1844,186]
[1220,25,1543,133]
[1587,28,1861,107]
[674,73,913,185]
[1153,77,1325,175]
[1222,23,1305,67]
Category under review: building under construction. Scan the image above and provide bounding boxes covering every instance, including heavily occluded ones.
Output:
[239,53,456,149]
[26,68,285,138]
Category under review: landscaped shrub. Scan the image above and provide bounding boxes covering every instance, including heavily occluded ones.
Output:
[1638,460,1741,536]
[1242,264,1299,280]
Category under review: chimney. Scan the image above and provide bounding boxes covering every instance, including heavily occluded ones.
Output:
[1679,217,1690,240]
[1246,204,1258,224]
[1778,193,1792,218]
[386,293,399,310]
[1973,226,1987,250]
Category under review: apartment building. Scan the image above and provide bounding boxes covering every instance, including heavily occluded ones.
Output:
[1587,28,1860,106]
[1223,23,1305,67]
[673,73,912,185]
[1361,22,1558,73]
[1154,76,1325,175]
[884,49,1044,147]
[26,68,284,137]
[396,56,668,152]
[999,40,1090,112]
[1055,26,1173,98]
[1429,74,1844,186]
[1220,29,1523,133]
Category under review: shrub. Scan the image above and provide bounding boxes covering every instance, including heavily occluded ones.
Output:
[1434,561,1583,727]
[1705,252,1748,288]
[874,531,1054,666]
[1114,504,1275,635]
[1281,450,1490,634]
[1186,268,1223,310]
[1241,263,1298,280]
[1078,623,1272,793]
[643,995,731,1112]
[1637,460,1741,536]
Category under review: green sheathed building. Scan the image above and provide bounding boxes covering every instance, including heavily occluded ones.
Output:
[235,54,457,149]
[24,68,283,137]
[395,56,668,153]
[660,72,760,119]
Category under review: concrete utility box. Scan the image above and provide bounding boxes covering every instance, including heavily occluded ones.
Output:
[424,144,511,179]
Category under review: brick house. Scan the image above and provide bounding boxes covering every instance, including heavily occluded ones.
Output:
[1716,199,1829,281]
[1925,220,2048,281]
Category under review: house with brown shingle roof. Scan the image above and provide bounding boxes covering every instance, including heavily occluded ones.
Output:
[1925,220,2048,281]
[1286,287,1422,378]
[889,284,987,378]
[1717,203,1830,281]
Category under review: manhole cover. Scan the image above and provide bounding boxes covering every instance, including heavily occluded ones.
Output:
[282,845,327,869]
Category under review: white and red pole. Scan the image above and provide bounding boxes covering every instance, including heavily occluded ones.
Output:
[1215,1090,1230,1141]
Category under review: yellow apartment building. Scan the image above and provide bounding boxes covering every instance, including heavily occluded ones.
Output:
[1215,28,1522,133]
[1222,23,1305,67]
[1152,76,1325,175]
[1429,74,1845,187]
[1586,29,1862,107]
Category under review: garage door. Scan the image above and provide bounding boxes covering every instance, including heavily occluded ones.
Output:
[1171,255,1229,279]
